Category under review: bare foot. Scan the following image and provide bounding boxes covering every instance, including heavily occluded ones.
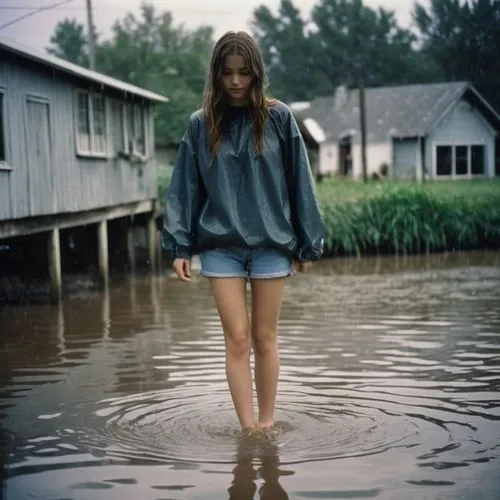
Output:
[242,425,258,437]
[257,421,274,432]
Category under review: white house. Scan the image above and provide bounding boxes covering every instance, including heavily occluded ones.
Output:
[294,82,500,181]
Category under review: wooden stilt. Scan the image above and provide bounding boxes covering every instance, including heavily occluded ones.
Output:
[48,227,62,303]
[97,219,109,287]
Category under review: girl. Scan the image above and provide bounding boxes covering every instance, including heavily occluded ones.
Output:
[162,31,324,434]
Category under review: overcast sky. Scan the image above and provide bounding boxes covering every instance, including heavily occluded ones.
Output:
[0,0,429,52]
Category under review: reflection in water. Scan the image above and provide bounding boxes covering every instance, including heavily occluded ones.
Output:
[228,434,292,500]
[0,251,499,499]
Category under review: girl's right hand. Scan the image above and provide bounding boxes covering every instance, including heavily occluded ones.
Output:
[173,258,192,282]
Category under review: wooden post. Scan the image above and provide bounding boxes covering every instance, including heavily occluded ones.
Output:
[416,136,424,184]
[48,227,62,303]
[97,219,109,287]
[127,222,136,274]
[86,0,96,70]
[358,76,368,182]
[147,211,157,274]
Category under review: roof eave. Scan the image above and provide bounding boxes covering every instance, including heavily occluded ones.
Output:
[423,81,470,136]
[0,37,169,104]
[467,83,500,124]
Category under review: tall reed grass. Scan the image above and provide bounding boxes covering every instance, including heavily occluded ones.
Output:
[319,181,500,257]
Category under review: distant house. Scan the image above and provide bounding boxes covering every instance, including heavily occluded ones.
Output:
[294,82,500,180]
[0,37,168,300]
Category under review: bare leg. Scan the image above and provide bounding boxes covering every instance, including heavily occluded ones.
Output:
[209,278,255,430]
[250,278,286,429]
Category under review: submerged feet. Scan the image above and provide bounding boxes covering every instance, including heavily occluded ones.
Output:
[243,425,258,437]
[242,421,275,438]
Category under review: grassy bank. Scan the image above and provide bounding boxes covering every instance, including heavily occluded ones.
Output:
[157,173,500,257]
[318,179,500,257]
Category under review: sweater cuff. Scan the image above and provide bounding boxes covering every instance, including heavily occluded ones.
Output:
[173,245,192,260]
[294,239,324,262]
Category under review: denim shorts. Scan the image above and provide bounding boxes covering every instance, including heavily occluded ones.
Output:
[200,246,293,279]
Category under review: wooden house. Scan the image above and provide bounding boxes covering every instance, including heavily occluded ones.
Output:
[0,37,168,301]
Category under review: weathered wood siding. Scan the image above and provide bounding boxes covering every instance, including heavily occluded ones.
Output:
[0,58,158,222]
[0,171,10,216]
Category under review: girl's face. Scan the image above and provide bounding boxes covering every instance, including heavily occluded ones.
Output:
[221,54,253,106]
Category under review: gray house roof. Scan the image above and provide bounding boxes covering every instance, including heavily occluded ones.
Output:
[297,81,500,143]
[0,36,168,103]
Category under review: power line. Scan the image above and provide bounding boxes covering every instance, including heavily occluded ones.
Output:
[0,0,314,7]
[0,5,88,9]
[0,5,81,9]
[0,0,211,6]
[0,3,238,14]
[0,0,76,30]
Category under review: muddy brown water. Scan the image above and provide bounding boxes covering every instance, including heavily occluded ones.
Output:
[1,251,499,499]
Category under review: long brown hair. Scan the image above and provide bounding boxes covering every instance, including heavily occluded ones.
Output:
[203,31,274,155]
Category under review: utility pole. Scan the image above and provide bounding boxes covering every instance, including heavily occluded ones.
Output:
[86,0,96,70]
[358,75,368,182]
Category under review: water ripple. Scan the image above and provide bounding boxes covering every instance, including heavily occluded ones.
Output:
[82,383,423,465]
[1,253,500,497]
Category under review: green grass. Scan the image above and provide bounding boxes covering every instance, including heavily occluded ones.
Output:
[157,166,172,207]
[158,173,500,257]
[318,179,500,257]
[316,178,500,204]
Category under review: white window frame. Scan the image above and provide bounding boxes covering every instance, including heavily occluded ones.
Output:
[115,102,148,162]
[0,88,13,171]
[433,142,487,179]
[110,99,126,155]
[74,90,110,158]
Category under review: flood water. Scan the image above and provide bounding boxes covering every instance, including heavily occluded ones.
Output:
[1,251,499,500]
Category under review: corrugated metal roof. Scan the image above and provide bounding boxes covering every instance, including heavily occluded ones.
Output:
[298,81,492,143]
[0,36,168,103]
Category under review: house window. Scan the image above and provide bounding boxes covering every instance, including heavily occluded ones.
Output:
[92,95,106,153]
[471,145,484,175]
[129,104,146,157]
[436,144,485,177]
[455,146,468,176]
[75,91,108,156]
[0,92,6,163]
[111,101,147,159]
[436,146,452,176]
[111,100,126,153]
[495,138,500,177]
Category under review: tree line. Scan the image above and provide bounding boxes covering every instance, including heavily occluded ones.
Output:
[46,0,500,145]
